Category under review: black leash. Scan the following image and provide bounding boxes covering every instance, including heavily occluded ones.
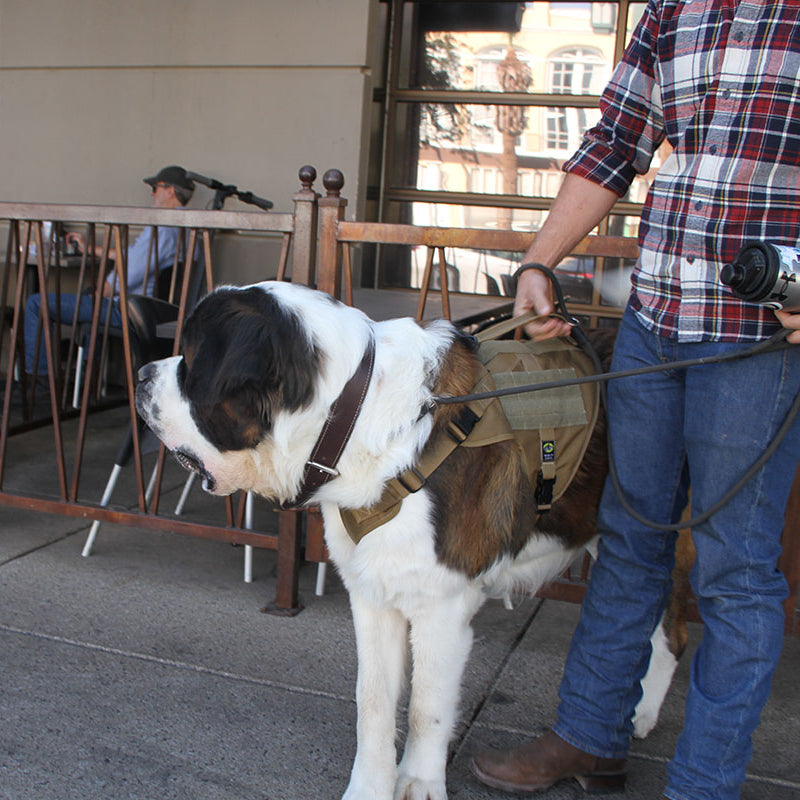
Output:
[432,264,800,533]
[430,330,791,407]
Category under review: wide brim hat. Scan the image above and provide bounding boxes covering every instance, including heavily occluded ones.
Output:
[143,165,195,192]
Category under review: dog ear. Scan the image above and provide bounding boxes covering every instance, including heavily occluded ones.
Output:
[214,288,318,407]
[182,287,319,450]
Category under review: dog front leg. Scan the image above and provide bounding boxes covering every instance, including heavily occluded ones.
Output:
[342,594,408,800]
[395,594,480,800]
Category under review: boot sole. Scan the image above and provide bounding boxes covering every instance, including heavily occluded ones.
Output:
[470,758,626,795]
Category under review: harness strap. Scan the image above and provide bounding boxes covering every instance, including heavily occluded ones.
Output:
[339,364,520,543]
[339,402,487,543]
[474,310,570,343]
[397,405,481,493]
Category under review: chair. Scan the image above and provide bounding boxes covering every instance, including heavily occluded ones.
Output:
[81,243,208,557]
[72,230,180,408]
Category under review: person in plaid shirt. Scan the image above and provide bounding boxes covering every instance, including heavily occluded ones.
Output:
[472,2,800,798]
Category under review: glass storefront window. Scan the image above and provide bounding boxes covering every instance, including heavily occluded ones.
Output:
[376,1,656,305]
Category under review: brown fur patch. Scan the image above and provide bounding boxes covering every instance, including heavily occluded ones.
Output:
[219,399,263,448]
[420,335,533,575]
[426,329,483,435]
[428,441,538,577]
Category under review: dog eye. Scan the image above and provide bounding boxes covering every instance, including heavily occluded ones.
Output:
[177,357,187,391]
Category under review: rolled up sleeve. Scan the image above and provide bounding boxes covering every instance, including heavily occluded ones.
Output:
[564,0,665,197]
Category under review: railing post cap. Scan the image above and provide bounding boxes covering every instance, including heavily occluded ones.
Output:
[322,169,344,197]
[298,165,317,191]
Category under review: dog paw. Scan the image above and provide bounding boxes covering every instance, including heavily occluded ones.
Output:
[393,776,447,800]
[343,774,394,800]
[343,786,387,800]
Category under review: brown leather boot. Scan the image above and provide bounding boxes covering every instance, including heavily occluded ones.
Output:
[470,729,626,794]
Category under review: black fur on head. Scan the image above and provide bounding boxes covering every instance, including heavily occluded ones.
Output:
[180,287,320,451]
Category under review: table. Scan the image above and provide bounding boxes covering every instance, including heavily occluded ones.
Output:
[155,287,510,341]
[352,287,511,325]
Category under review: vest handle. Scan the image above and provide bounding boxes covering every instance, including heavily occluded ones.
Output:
[475,311,569,343]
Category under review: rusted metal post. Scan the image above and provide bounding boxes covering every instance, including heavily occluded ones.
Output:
[316,169,347,299]
[290,165,319,287]
[274,166,321,610]
[0,222,29,484]
[263,508,304,616]
[304,509,328,563]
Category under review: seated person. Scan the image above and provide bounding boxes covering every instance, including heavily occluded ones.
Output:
[24,166,194,376]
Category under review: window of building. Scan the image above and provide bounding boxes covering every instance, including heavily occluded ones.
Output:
[546,46,606,150]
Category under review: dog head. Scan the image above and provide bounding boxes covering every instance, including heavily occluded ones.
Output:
[135,283,321,497]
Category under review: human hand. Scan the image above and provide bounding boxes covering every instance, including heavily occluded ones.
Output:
[775,308,800,344]
[513,267,573,340]
[66,232,85,254]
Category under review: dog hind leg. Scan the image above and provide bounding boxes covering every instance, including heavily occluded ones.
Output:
[343,596,409,800]
[632,528,692,738]
[632,611,680,738]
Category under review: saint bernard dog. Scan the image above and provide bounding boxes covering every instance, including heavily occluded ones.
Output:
[135,281,688,800]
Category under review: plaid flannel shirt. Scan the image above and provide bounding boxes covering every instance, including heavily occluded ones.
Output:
[564,0,800,341]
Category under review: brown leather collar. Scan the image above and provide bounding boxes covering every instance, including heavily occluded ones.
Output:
[284,335,376,508]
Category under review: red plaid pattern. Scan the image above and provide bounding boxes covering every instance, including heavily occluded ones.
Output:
[565,0,800,341]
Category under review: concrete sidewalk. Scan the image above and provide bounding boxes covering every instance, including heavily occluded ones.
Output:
[1,411,799,799]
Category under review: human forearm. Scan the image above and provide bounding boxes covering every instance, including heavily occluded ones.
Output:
[521,173,619,267]
[514,174,619,339]
[66,232,116,261]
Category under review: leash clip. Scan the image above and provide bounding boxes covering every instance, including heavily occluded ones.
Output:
[417,398,438,419]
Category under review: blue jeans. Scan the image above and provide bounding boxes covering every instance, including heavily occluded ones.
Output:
[24,291,121,374]
[553,306,800,800]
